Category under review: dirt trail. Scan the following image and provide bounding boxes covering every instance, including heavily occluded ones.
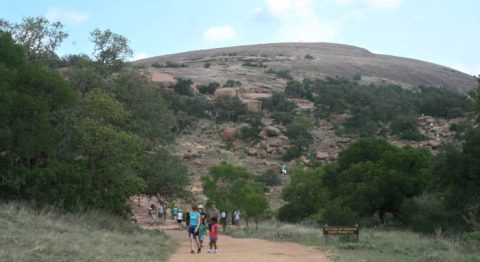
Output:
[131,198,331,262]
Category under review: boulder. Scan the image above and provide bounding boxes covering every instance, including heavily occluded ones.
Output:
[223,127,237,141]
[263,126,282,137]
[247,148,258,156]
[316,151,330,160]
[214,88,237,99]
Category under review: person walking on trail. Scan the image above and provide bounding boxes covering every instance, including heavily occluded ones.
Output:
[177,209,184,230]
[172,206,178,221]
[220,210,227,232]
[233,210,241,228]
[148,207,157,226]
[207,201,220,231]
[188,204,202,254]
[157,202,164,221]
[198,205,207,247]
[162,204,168,220]
[208,217,220,254]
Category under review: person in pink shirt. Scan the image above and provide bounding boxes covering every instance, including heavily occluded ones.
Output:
[207,217,220,253]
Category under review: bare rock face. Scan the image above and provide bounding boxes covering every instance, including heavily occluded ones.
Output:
[316,151,330,160]
[214,88,237,99]
[223,127,237,141]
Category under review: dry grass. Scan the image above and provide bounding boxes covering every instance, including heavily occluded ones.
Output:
[0,202,176,262]
[225,220,480,262]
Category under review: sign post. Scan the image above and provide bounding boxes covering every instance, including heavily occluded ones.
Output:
[323,224,360,243]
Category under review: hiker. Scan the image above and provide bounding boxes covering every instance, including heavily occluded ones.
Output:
[220,210,227,232]
[208,217,220,254]
[207,201,219,231]
[188,204,202,254]
[162,204,168,219]
[198,205,207,247]
[172,205,178,221]
[157,201,164,221]
[177,209,184,230]
[148,207,157,226]
[233,210,241,228]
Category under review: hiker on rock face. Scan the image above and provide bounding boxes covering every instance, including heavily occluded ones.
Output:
[207,201,220,231]
[188,204,202,254]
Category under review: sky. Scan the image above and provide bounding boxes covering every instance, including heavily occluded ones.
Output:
[1,0,479,76]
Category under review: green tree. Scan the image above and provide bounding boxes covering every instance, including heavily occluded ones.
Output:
[202,162,260,212]
[0,32,76,196]
[0,17,68,65]
[214,95,247,121]
[174,78,194,96]
[139,150,191,202]
[242,191,269,229]
[90,28,133,67]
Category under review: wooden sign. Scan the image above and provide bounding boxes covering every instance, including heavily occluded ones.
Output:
[323,224,359,241]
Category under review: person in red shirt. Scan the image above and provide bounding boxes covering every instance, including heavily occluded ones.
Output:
[207,217,220,253]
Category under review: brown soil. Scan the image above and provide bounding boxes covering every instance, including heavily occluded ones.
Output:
[131,198,331,262]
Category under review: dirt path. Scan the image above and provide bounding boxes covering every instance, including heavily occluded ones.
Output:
[130,198,331,262]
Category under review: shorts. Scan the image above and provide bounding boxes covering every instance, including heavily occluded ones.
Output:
[188,226,199,238]
[209,237,218,243]
[177,219,183,224]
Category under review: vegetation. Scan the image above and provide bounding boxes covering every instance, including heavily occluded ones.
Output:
[197,81,220,94]
[302,77,473,138]
[0,202,176,262]
[0,16,68,65]
[151,61,188,68]
[173,78,194,96]
[0,27,191,213]
[242,61,266,68]
[304,54,314,60]
[279,139,431,224]
[226,220,480,262]
[223,79,242,87]
[202,162,270,228]
[90,28,133,68]
[266,68,294,80]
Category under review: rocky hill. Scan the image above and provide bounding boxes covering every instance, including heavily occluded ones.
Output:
[134,42,476,94]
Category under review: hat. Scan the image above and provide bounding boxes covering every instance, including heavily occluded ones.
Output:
[198,204,204,209]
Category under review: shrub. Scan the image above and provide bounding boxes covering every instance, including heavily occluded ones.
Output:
[204,62,211,68]
[266,68,294,80]
[198,81,220,95]
[390,115,424,140]
[314,201,360,226]
[256,169,282,187]
[174,78,194,96]
[242,61,265,68]
[304,54,314,60]
[285,80,306,98]
[398,194,454,233]
[214,95,248,121]
[223,79,242,87]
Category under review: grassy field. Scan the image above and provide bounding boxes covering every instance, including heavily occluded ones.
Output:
[225,220,480,262]
[0,202,176,262]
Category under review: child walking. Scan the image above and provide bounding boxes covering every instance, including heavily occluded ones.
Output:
[208,217,220,254]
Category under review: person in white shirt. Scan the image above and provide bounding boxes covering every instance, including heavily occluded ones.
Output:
[177,209,184,230]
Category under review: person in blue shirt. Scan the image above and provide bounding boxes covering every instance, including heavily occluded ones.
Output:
[188,204,202,254]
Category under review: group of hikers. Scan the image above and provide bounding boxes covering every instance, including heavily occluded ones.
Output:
[148,200,241,254]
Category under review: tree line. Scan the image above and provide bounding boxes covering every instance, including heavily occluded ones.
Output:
[0,17,190,213]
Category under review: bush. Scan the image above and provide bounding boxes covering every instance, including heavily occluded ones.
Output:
[256,169,282,187]
[304,54,314,60]
[242,61,265,68]
[198,81,220,95]
[204,62,211,68]
[390,115,424,140]
[214,95,248,121]
[223,79,242,87]
[285,80,306,98]
[152,61,187,68]
[174,78,193,96]
[314,201,360,226]
[266,68,294,80]
[398,194,454,233]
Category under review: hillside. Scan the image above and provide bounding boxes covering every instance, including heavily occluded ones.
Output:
[134,42,476,94]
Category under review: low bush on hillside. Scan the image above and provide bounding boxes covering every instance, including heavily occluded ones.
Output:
[304,54,314,60]
[197,81,220,95]
[266,68,294,80]
[242,61,266,68]
[152,61,187,68]
[223,79,242,87]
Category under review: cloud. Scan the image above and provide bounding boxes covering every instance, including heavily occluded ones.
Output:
[46,7,88,24]
[450,64,480,76]
[132,52,149,61]
[262,0,339,42]
[203,25,238,42]
[364,0,404,8]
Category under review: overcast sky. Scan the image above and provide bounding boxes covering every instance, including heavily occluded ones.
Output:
[1,0,478,75]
